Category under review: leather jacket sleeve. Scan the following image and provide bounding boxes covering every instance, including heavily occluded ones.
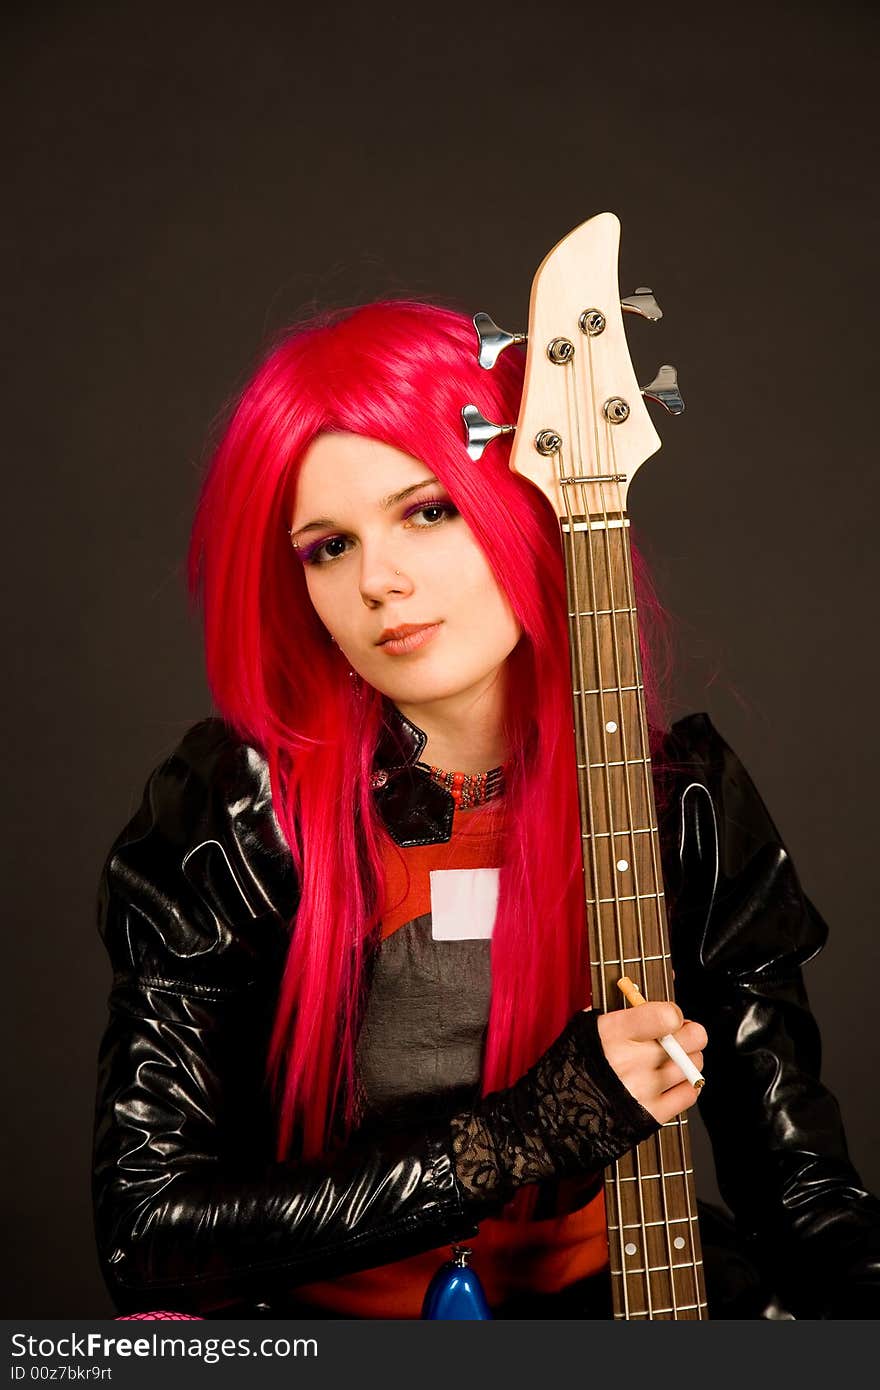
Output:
[91,720,479,1317]
[94,712,880,1319]
[661,713,880,1318]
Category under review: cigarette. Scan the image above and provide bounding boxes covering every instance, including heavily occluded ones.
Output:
[616,977,705,1090]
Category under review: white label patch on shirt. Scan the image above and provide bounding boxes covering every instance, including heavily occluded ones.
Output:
[429,867,500,941]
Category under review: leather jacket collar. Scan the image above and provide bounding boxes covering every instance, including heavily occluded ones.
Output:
[368,698,797,977]
[370,699,455,848]
[369,700,683,864]
[373,697,428,771]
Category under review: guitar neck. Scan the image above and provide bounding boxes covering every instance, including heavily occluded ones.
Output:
[479,209,707,1317]
[562,515,708,1320]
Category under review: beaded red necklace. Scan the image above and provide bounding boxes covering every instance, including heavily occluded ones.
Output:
[417,760,509,810]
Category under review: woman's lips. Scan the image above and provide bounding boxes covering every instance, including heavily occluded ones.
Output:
[378,623,442,655]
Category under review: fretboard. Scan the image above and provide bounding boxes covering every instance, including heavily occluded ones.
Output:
[561,513,708,1320]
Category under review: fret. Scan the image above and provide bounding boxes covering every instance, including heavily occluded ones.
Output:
[611,1133,698,1173]
[570,629,640,687]
[569,606,638,617]
[584,891,666,904]
[607,1216,700,1230]
[614,1303,707,1319]
[590,952,671,967]
[610,1170,693,1182]
[587,757,650,769]
[581,826,658,837]
[560,517,631,532]
[574,762,654,837]
[589,833,662,901]
[562,523,633,617]
[611,1260,703,1276]
[595,968,675,1010]
[574,684,644,695]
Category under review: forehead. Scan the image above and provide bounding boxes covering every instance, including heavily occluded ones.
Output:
[291,433,433,519]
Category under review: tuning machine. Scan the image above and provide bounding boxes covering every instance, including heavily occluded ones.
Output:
[475,289,663,369]
[473,312,526,369]
[622,289,682,413]
[641,364,684,415]
[461,404,515,460]
[621,287,663,322]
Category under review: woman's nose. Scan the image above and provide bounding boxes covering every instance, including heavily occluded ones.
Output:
[358,546,414,606]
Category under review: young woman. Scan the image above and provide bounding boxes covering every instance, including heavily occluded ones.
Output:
[92,300,880,1320]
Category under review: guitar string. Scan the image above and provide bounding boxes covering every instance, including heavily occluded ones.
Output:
[557,361,633,1318]
[561,350,652,1317]
[573,337,655,1316]
[576,329,703,1316]
[578,333,682,1317]
[598,394,700,1315]
[603,430,700,1312]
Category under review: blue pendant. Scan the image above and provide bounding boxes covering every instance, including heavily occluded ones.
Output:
[421,1246,493,1320]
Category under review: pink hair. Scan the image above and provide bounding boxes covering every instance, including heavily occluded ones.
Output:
[187,300,674,1184]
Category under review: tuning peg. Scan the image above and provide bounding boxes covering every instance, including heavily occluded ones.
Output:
[473,312,527,369]
[641,364,684,415]
[621,287,663,322]
[461,404,515,460]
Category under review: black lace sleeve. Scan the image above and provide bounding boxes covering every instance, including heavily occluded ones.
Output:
[450,1009,659,1209]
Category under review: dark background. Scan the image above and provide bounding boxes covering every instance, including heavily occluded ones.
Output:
[3,1,877,1317]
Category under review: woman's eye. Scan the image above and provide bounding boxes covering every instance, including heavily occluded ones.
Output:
[301,535,352,565]
[297,500,458,566]
[405,501,458,527]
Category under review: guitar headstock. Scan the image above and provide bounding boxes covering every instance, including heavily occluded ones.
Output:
[464,213,682,520]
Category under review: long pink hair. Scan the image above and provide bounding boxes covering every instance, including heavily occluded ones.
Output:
[187,300,673,1170]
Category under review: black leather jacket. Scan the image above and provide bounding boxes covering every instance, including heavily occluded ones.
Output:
[92,705,880,1319]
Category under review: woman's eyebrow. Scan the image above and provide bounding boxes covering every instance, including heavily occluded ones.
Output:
[290,477,440,540]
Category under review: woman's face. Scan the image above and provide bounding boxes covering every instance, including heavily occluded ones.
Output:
[289,433,522,712]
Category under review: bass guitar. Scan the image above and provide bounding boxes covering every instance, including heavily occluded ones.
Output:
[455,213,705,1321]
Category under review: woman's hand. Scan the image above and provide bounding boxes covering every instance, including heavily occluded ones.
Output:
[597,1003,707,1125]
[451,1007,677,1206]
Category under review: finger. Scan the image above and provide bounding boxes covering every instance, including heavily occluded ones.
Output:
[649,1078,702,1125]
[640,1035,704,1070]
[669,1021,708,1054]
[656,1052,704,1091]
[620,1001,683,1042]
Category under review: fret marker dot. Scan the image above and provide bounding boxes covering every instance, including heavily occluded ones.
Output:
[616,859,629,873]
[605,720,618,733]
[624,1242,638,1257]
[673,1236,686,1250]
